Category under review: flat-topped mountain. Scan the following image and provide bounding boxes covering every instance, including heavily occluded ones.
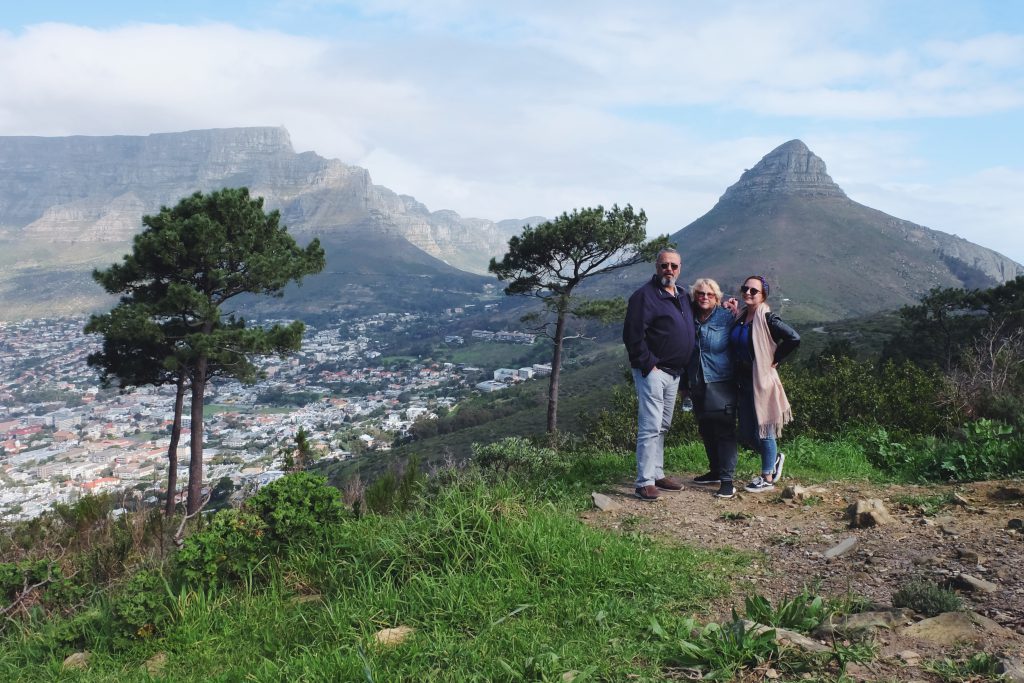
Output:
[0,127,532,318]
[604,140,1021,320]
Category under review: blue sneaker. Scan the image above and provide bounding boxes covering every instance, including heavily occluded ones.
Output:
[773,452,786,482]
[744,476,775,493]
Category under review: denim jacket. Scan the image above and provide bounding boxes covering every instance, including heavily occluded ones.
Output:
[687,305,735,386]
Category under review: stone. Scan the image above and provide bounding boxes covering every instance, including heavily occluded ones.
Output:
[374,625,415,647]
[912,554,940,566]
[591,492,622,512]
[812,609,914,640]
[899,611,1016,646]
[950,573,999,594]
[848,499,896,528]
[143,652,168,676]
[823,536,859,560]
[780,484,827,502]
[1007,518,1024,530]
[741,620,831,654]
[63,652,90,670]
[997,655,1024,683]
[956,548,980,564]
[993,486,1024,501]
[897,649,921,666]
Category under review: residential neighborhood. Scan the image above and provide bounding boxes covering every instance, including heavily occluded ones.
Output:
[0,313,549,521]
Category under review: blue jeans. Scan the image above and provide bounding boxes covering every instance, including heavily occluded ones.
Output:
[737,375,778,476]
[633,368,679,487]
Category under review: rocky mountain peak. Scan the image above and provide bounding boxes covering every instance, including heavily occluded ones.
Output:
[720,139,846,203]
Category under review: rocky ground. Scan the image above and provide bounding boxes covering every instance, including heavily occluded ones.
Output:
[581,475,1024,681]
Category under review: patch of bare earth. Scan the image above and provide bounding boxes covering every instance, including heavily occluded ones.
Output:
[581,476,1024,681]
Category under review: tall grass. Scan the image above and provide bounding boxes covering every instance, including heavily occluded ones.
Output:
[0,475,745,681]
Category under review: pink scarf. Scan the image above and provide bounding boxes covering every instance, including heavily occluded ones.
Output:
[747,303,793,438]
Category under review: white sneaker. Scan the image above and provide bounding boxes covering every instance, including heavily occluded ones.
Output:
[744,476,775,493]
[773,452,786,482]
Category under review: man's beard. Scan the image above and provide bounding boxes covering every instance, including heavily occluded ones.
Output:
[660,274,677,287]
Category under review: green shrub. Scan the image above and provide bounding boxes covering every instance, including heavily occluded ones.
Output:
[53,493,113,533]
[176,509,270,587]
[472,436,572,478]
[892,579,962,616]
[364,455,423,515]
[110,569,170,641]
[743,590,831,634]
[246,472,345,545]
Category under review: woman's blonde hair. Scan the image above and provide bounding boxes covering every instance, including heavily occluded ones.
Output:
[689,277,722,301]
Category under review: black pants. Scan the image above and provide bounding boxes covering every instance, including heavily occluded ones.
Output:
[698,416,738,482]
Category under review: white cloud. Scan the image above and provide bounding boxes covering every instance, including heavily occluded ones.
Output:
[0,5,1021,264]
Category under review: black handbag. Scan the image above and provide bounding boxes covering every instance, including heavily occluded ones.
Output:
[691,380,738,421]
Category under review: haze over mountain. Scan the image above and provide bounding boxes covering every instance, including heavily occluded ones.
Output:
[602,140,1022,320]
[0,130,1019,322]
[0,127,540,319]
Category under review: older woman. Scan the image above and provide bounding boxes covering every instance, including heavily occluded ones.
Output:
[686,278,739,499]
[729,275,800,493]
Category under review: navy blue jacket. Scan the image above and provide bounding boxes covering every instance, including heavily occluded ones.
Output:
[623,275,696,377]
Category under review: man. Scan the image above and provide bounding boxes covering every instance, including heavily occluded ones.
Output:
[622,248,695,501]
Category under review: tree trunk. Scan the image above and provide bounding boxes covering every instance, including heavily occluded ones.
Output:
[186,357,207,515]
[164,373,186,517]
[547,304,568,434]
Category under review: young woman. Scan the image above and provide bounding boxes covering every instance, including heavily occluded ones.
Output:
[686,278,739,499]
[729,276,800,493]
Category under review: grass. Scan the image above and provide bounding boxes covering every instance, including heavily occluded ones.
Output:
[892,491,957,516]
[0,476,746,681]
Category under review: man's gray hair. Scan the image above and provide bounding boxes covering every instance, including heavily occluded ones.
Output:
[656,248,680,261]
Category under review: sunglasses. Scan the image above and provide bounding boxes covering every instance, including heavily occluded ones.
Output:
[741,285,761,296]
[658,262,680,270]
[693,291,716,298]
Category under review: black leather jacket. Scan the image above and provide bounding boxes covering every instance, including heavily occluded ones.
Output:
[734,311,801,368]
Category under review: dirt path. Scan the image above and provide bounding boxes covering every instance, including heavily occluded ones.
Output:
[581,475,1024,679]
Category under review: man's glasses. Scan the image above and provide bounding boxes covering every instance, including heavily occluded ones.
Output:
[658,262,680,270]
[694,291,716,298]
[741,285,761,296]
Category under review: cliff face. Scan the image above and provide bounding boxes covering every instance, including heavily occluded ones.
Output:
[1,127,516,273]
[720,139,847,203]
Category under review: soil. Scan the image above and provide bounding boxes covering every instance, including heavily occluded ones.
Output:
[581,475,1024,681]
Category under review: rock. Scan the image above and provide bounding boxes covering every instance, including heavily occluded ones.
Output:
[1007,518,1023,530]
[561,671,580,682]
[952,492,971,506]
[63,652,90,670]
[812,609,915,640]
[591,492,622,512]
[765,668,781,679]
[950,573,999,594]
[823,536,859,560]
[781,484,827,502]
[956,548,980,564]
[993,486,1024,501]
[374,625,415,647]
[900,611,1016,646]
[848,499,895,528]
[741,620,831,654]
[897,649,921,666]
[143,652,168,676]
[912,554,940,567]
[997,655,1024,683]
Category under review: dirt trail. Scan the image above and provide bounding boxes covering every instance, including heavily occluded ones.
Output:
[582,476,1024,678]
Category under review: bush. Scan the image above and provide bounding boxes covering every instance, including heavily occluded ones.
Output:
[581,384,697,452]
[364,455,422,515]
[892,579,962,616]
[176,509,270,587]
[246,472,345,546]
[109,569,170,641]
[472,437,572,478]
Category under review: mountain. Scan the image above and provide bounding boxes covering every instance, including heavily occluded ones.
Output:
[601,140,1022,320]
[0,127,529,319]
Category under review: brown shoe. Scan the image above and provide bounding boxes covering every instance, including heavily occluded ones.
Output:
[635,484,660,501]
[655,477,684,491]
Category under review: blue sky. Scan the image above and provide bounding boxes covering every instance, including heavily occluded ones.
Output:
[2,1,1023,264]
